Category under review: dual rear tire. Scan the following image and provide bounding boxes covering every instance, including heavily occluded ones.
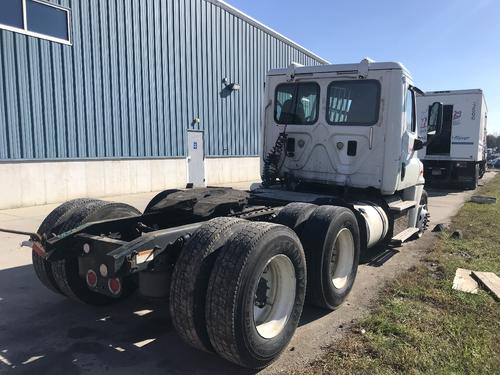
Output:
[275,203,361,310]
[33,199,141,305]
[205,222,306,368]
[170,219,307,369]
[467,165,480,190]
[33,198,95,294]
[169,217,248,352]
[170,203,361,368]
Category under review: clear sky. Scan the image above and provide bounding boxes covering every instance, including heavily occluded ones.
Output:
[226,0,500,134]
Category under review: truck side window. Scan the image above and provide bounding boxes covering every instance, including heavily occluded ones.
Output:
[405,89,416,133]
[326,80,380,126]
[274,82,320,125]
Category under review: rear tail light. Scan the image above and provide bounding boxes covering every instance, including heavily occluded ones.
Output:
[108,278,122,295]
[86,270,98,288]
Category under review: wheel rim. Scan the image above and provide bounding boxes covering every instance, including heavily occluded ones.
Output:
[253,254,296,339]
[330,228,355,290]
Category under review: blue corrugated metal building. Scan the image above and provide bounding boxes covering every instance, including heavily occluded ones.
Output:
[0,0,326,208]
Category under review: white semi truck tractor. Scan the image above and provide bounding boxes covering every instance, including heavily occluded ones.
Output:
[1,59,443,369]
[417,89,488,189]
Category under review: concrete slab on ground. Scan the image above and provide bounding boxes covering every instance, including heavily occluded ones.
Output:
[472,271,500,301]
[452,268,479,294]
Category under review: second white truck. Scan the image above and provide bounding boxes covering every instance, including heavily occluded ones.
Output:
[417,89,488,189]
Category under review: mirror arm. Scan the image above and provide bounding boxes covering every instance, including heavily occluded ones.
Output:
[409,85,425,96]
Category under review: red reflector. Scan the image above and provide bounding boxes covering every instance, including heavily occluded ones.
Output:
[108,278,121,295]
[86,270,98,288]
[32,242,46,257]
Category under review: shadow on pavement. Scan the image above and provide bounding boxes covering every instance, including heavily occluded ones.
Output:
[0,238,429,373]
[0,264,252,375]
[360,244,400,267]
[297,242,406,326]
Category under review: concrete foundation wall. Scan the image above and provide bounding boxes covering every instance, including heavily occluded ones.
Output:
[0,156,261,209]
[205,157,261,185]
[0,159,186,210]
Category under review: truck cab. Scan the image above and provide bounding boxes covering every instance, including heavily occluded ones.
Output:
[262,59,429,196]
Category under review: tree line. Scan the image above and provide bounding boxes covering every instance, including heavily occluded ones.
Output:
[486,134,500,149]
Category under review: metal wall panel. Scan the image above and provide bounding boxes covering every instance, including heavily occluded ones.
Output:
[0,0,324,160]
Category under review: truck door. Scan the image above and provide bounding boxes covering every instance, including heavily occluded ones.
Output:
[400,87,419,187]
[427,105,453,155]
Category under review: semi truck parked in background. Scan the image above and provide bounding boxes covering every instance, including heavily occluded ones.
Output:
[417,90,487,189]
[0,59,443,369]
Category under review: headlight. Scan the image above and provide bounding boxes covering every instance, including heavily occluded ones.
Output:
[455,162,467,168]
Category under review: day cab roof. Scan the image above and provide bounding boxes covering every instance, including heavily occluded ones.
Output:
[268,58,412,79]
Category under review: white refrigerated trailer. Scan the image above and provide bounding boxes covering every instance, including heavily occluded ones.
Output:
[417,89,488,188]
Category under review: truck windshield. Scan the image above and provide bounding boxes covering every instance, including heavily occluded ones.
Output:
[274,82,319,125]
[326,80,380,126]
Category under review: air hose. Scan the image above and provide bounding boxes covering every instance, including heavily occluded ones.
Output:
[261,128,288,187]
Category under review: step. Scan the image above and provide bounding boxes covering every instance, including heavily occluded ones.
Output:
[388,200,416,212]
[391,227,420,245]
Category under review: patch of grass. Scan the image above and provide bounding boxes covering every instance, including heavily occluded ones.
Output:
[303,174,500,375]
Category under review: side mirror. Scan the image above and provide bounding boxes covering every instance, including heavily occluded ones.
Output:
[413,138,425,151]
[427,102,443,140]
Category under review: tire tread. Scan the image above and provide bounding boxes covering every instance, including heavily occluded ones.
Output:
[170,217,245,352]
[300,205,360,309]
[274,202,317,233]
[33,198,98,294]
[206,221,303,368]
[51,201,140,305]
